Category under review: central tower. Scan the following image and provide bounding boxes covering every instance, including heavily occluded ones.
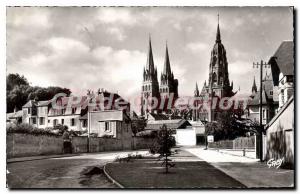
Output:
[194,16,234,122]
[208,16,233,98]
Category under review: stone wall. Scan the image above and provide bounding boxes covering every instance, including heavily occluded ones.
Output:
[7,133,63,158]
[7,133,155,158]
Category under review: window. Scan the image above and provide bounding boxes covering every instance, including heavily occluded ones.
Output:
[72,108,76,114]
[83,120,87,127]
[105,122,110,132]
[270,90,273,95]
[263,109,266,119]
[71,118,75,126]
[48,119,50,123]
[28,108,31,114]
[39,117,45,125]
[32,118,36,124]
[53,119,58,126]
[61,119,64,125]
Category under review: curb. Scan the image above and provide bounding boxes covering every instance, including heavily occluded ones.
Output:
[216,150,257,160]
[103,163,124,188]
[7,154,80,164]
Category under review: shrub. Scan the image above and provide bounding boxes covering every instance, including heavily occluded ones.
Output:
[6,123,59,137]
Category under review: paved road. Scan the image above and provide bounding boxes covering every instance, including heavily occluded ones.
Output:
[7,151,147,188]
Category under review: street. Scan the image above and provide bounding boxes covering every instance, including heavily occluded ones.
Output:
[7,148,294,188]
[7,151,147,188]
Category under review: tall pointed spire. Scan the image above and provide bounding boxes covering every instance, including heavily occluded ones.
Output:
[216,13,221,43]
[194,82,199,96]
[146,35,155,73]
[252,76,258,93]
[163,41,172,77]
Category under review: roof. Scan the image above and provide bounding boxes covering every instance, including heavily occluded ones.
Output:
[248,89,269,106]
[22,100,35,108]
[89,110,129,122]
[271,41,294,76]
[248,75,275,106]
[37,100,51,107]
[148,113,169,120]
[265,96,294,129]
[145,119,191,130]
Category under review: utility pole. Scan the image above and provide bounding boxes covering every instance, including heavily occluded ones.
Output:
[253,60,270,162]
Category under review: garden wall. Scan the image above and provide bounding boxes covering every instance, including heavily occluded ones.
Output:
[7,133,63,158]
[7,133,155,158]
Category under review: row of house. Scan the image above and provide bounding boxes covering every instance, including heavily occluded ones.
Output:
[7,90,131,138]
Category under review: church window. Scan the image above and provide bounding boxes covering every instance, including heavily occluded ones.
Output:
[212,72,217,85]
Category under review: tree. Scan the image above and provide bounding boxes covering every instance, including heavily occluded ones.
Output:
[206,110,251,141]
[7,73,29,91]
[150,124,176,173]
[6,73,72,113]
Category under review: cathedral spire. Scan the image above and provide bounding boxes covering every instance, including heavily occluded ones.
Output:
[146,35,155,73]
[216,14,221,43]
[252,76,258,93]
[163,41,172,77]
[194,82,199,96]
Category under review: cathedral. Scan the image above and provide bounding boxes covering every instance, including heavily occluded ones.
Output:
[141,37,179,116]
[193,18,235,122]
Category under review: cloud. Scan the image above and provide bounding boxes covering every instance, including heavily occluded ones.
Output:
[97,8,136,26]
[185,42,209,53]
[7,7,51,29]
[106,27,126,41]
[6,7,293,113]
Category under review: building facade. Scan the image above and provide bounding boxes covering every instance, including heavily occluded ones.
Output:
[193,19,234,122]
[141,38,179,116]
[265,40,294,168]
[19,90,130,136]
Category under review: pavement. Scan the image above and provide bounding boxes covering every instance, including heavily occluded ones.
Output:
[7,153,80,163]
[7,150,148,188]
[213,148,256,159]
[185,147,294,188]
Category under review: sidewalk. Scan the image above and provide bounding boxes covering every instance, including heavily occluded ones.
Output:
[7,153,80,163]
[212,148,256,159]
[185,147,294,188]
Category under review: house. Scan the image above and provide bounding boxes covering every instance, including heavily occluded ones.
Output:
[22,100,50,128]
[265,40,294,168]
[189,120,206,145]
[88,110,132,140]
[16,90,130,132]
[6,109,23,124]
[247,73,278,125]
[145,119,195,146]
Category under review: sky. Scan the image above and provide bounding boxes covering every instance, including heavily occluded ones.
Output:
[6,7,293,112]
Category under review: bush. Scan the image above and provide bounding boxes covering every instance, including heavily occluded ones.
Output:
[6,123,59,136]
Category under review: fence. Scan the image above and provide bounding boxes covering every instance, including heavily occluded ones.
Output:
[7,133,155,158]
[208,136,255,149]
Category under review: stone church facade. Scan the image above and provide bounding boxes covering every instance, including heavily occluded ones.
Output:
[193,19,235,122]
[141,38,179,116]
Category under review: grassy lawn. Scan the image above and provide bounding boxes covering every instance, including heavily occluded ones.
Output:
[105,150,246,188]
